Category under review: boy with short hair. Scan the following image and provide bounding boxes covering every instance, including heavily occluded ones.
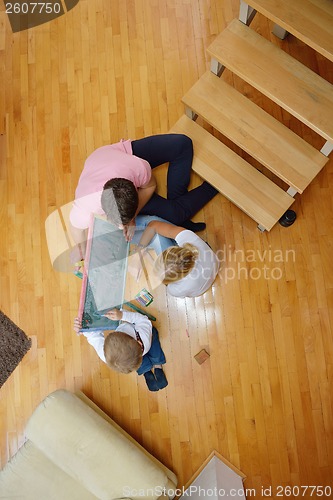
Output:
[74,309,167,391]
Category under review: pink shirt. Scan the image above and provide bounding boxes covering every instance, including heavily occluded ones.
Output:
[70,140,151,229]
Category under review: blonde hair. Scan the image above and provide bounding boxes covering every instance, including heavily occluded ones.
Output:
[104,331,142,373]
[154,243,199,285]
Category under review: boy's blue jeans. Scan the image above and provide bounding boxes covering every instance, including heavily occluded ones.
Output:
[137,327,166,375]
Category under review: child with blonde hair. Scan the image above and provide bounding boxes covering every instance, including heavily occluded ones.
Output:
[74,309,167,391]
[135,219,219,297]
[154,243,199,284]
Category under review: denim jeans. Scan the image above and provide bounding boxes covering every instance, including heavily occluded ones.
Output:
[132,215,176,254]
[137,327,166,375]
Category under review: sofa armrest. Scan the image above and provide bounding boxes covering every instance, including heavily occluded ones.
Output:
[75,391,178,491]
[25,390,172,500]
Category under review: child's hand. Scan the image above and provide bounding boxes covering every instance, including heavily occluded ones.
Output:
[123,219,136,242]
[104,309,123,321]
[73,317,83,335]
[127,252,143,281]
[70,245,85,264]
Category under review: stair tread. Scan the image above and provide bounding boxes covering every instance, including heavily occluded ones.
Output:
[182,71,328,193]
[170,115,294,231]
[244,0,333,62]
[207,19,333,142]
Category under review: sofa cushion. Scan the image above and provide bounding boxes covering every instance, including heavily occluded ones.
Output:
[25,390,169,500]
[0,440,99,500]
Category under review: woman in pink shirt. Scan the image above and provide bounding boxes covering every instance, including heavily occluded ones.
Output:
[70,134,217,254]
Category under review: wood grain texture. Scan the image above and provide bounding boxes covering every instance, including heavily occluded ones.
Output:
[182,70,328,193]
[0,0,332,497]
[244,0,333,62]
[208,18,333,142]
[170,115,294,230]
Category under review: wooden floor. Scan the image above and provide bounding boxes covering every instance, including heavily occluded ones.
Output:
[1,0,333,497]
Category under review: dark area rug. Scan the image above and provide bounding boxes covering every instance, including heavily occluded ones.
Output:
[0,310,32,388]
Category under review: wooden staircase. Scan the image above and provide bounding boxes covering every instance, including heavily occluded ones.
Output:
[207,19,333,143]
[171,1,332,231]
[239,0,333,63]
[170,115,294,231]
[182,71,327,195]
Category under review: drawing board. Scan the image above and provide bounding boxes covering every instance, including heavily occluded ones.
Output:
[77,215,166,332]
[78,216,129,331]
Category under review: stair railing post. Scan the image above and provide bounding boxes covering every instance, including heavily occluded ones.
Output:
[210,58,225,77]
[185,107,197,121]
[286,187,297,197]
[239,0,256,25]
[320,141,333,157]
[272,24,289,40]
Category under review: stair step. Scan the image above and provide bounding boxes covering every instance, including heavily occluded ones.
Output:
[243,0,333,62]
[170,115,294,231]
[207,19,333,142]
[182,71,328,194]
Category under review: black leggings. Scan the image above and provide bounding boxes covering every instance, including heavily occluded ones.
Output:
[131,133,218,225]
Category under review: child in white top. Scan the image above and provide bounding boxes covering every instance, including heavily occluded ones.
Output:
[135,220,219,298]
[74,309,167,391]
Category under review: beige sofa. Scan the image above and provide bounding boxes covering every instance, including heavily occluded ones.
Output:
[0,390,177,500]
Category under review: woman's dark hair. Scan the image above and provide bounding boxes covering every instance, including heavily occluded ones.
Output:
[101,178,138,226]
